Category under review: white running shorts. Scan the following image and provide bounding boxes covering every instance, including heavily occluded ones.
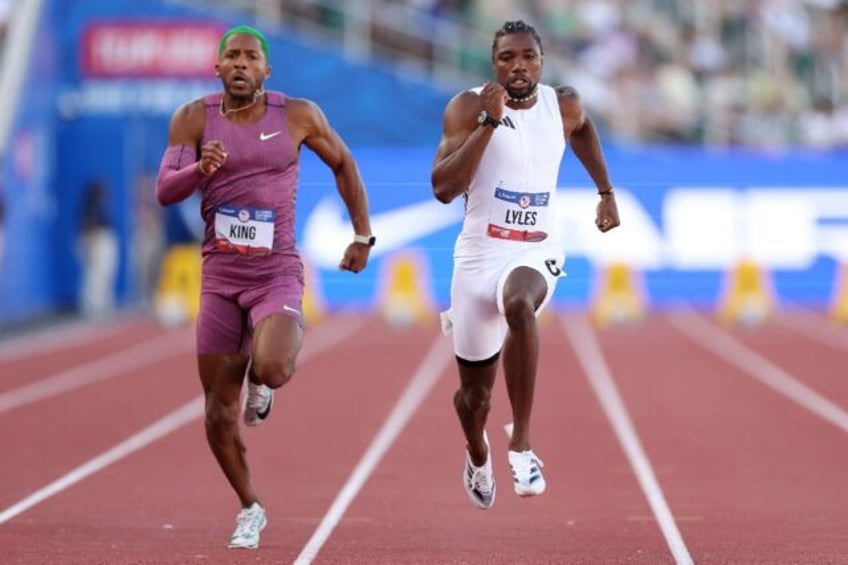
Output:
[441,247,565,362]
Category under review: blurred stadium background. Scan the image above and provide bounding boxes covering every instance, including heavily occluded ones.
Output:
[0,0,846,331]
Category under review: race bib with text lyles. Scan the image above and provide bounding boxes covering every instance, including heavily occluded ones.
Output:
[214,206,275,255]
[486,187,550,242]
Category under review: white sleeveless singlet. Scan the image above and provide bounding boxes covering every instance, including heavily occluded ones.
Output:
[455,84,566,261]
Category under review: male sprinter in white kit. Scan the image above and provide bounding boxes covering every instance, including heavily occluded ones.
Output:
[431,19,619,509]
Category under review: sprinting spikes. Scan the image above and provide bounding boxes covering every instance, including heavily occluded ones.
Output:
[463,431,496,509]
[244,381,274,426]
[243,358,274,427]
[227,502,267,549]
[508,449,546,497]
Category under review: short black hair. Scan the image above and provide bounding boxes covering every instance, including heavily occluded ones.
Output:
[491,20,544,57]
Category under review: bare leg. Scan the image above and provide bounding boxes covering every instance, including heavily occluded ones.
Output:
[198,354,258,507]
[501,267,547,453]
[250,313,303,389]
[454,358,497,466]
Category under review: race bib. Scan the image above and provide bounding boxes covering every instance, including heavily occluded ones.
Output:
[214,206,275,255]
[487,188,550,242]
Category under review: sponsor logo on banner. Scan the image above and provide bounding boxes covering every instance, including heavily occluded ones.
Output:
[82,22,225,78]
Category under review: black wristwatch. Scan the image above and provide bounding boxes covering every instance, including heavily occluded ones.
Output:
[353,234,376,247]
[477,110,500,129]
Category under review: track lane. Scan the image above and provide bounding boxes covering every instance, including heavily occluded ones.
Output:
[0,315,154,362]
[4,312,848,563]
[315,313,675,564]
[0,340,199,509]
[726,311,848,409]
[0,317,170,391]
[0,315,438,564]
[606,312,848,563]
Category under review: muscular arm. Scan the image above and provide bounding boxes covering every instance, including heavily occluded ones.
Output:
[289,98,371,237]
[559,86,613,193]
[430,90,497,204]
[559,86,620,232]
[287,98,372,272]
[155,101,207,206]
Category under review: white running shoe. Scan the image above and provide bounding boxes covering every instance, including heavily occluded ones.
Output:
[244,381,273,427]
[227,502,267,549]
[463,432,496,509]
[508,449,546,496]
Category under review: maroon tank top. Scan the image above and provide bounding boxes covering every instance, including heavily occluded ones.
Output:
[198,91,302,280]
[201,92,299,255]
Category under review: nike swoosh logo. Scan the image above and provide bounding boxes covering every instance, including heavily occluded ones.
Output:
[259,131,282,141]
[302,197,463,269]
[282,304,301,316]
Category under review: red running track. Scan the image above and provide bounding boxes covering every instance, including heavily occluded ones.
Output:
[1,309,847,564]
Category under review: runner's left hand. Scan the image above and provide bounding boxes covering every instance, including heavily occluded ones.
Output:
[339,243,370,273]
[595,194,620,233]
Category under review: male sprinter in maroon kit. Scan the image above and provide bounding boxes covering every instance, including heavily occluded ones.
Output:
[155,25,374,549]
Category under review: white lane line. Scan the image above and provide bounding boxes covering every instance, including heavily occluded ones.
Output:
[772,311,848,353]
[0,315,366,524]
[294,333,452,565]
[0,316,142,363]
[562,314,694,565]
[0,397,204,524]
[669,308,848,434]
[0,329,194,414]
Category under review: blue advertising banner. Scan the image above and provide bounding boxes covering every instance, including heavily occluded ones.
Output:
[1,0,845,329]
[0,5,58,326]
[294,146,847,310]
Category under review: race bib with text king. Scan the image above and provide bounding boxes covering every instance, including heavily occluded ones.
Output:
[214,206,275,255]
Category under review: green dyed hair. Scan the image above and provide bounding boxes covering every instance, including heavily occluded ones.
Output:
[218,25,269,62]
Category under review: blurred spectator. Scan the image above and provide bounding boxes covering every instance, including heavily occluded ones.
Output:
[132,173,165,307]
[799,95,848,147]
[78,179,118,319]
[0,0,10,47]
[266,0,848,148]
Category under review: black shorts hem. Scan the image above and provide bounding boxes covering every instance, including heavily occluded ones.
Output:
[456,351,500,367]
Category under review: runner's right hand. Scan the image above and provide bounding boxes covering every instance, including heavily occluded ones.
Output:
[198,140,228,176]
